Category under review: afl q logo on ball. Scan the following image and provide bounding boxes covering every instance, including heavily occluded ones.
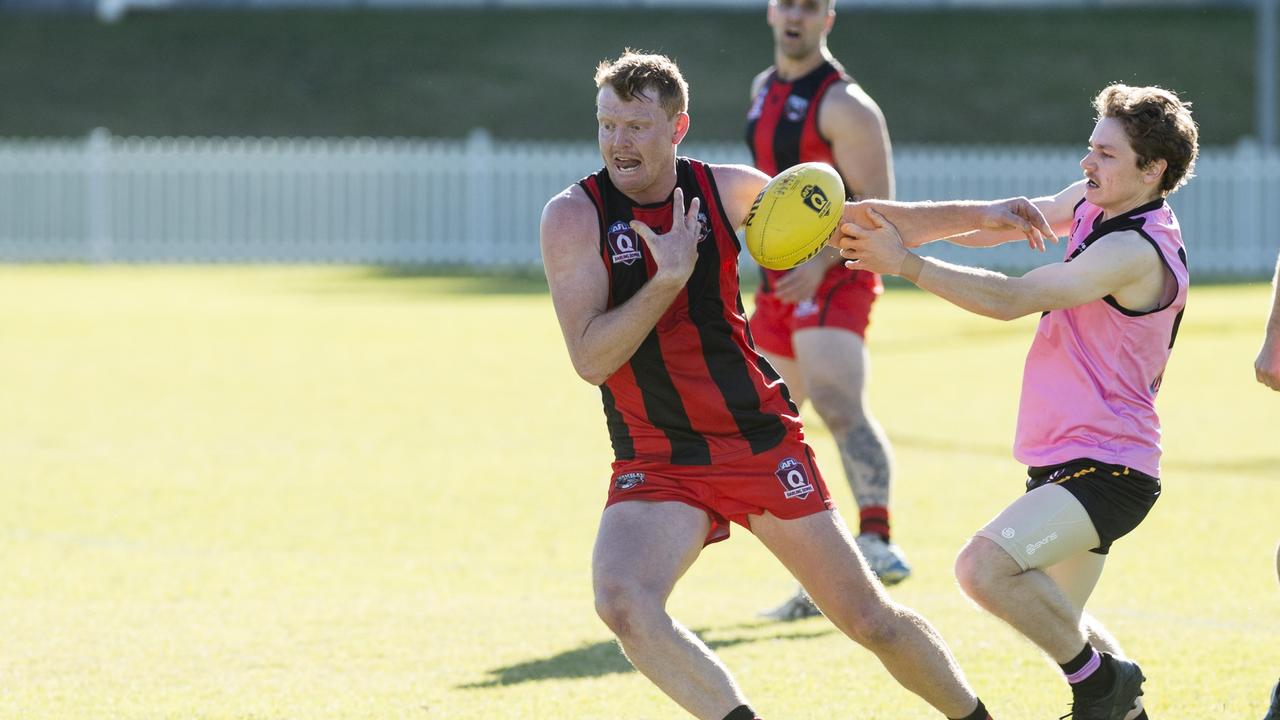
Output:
[801,184,831,216]
[775,458,815,500]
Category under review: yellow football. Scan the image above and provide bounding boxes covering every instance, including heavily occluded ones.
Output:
[743,162,846,270]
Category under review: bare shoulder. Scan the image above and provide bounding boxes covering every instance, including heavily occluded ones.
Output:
[1062,227,1163,284]
[1096,228,1162,262]
[708,163,771,226]
[541,184,597,247]
[820,81,887,134]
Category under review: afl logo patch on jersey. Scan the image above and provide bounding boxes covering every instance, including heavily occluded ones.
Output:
[775,457,814,500]
[607,221,643,265]
[614,472,645,490]
[784,95,809,122]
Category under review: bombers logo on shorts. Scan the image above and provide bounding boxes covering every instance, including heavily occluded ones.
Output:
[607,221,643,266]
[775,457,815,500]
[614,472,645,490]
[794,299,819,318]
[785,95,809,122]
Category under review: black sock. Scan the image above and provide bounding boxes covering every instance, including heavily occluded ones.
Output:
[1059,643,1094,676]
[948,698,991,720]
[1060,644,1115,696]
[723,705,759,720]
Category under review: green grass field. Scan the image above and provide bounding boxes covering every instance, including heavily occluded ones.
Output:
[1,266,1276,719]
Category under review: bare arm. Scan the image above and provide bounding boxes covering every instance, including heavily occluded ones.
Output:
[838,209,1161,321]
[540,185,701,385]
[709,162,772,228]
[930,181,1085,249]
[823,83,894,202]
[1256,253,1280,390]
[836,195,1058,254]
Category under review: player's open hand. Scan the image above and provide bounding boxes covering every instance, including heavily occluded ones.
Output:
[631,187,700,287]
[836,208,910,276]
[981,197,1058,252]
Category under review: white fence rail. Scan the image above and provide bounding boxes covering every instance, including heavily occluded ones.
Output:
[1,130,1277,276]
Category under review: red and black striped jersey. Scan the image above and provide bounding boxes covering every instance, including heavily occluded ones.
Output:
[744,60,848,177]
[577,158,803,466]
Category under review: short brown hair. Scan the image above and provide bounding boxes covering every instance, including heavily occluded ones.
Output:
[594,50,689,120]
[1094,84,1199,195]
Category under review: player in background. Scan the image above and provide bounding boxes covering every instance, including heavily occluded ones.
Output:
[1255,254,1280,718]
[1255,251,1280,390]
[746,0,907,621]
[1266,543,1280,720]
[541,49,1053,720]
[835,84,1198,720]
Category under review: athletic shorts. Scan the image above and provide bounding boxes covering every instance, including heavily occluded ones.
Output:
[751,267,882,359]
[605,438,835,546]
[978,458,1161,567]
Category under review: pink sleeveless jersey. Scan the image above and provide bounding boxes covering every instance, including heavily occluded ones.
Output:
[1013,198,1188,478]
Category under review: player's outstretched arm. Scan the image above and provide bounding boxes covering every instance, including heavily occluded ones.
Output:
[838,193,1060,253]
[926,181,1085,250]
[837,209,1156,320]
[1255,253,1280,391]
[540,185,699,385]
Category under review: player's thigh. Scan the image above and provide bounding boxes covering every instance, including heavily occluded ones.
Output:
[592,500,711,599]
[792,326,868,407]
[762,349,806,406]
[1043,549,1107,612]
[749,509,885,613]
[974,484,1101,571]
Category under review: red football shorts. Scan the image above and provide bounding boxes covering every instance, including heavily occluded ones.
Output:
[751,267,882,359]
[605,438,835,545]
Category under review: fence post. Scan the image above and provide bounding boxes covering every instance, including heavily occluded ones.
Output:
[86,127,112,263]
[465,128,495,266]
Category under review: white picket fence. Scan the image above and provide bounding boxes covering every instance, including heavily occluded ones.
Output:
[1,129,1277,276]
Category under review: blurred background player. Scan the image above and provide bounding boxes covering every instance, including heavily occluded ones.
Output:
[1267,542,1280,720]
[745,0,907,621]
[540,49,1044,720]
[1255,250,1280,390]
[1263,254,1280,718]
[837,83,1199,720]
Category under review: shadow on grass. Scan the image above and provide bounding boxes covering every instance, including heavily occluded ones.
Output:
[459,623,835,689]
